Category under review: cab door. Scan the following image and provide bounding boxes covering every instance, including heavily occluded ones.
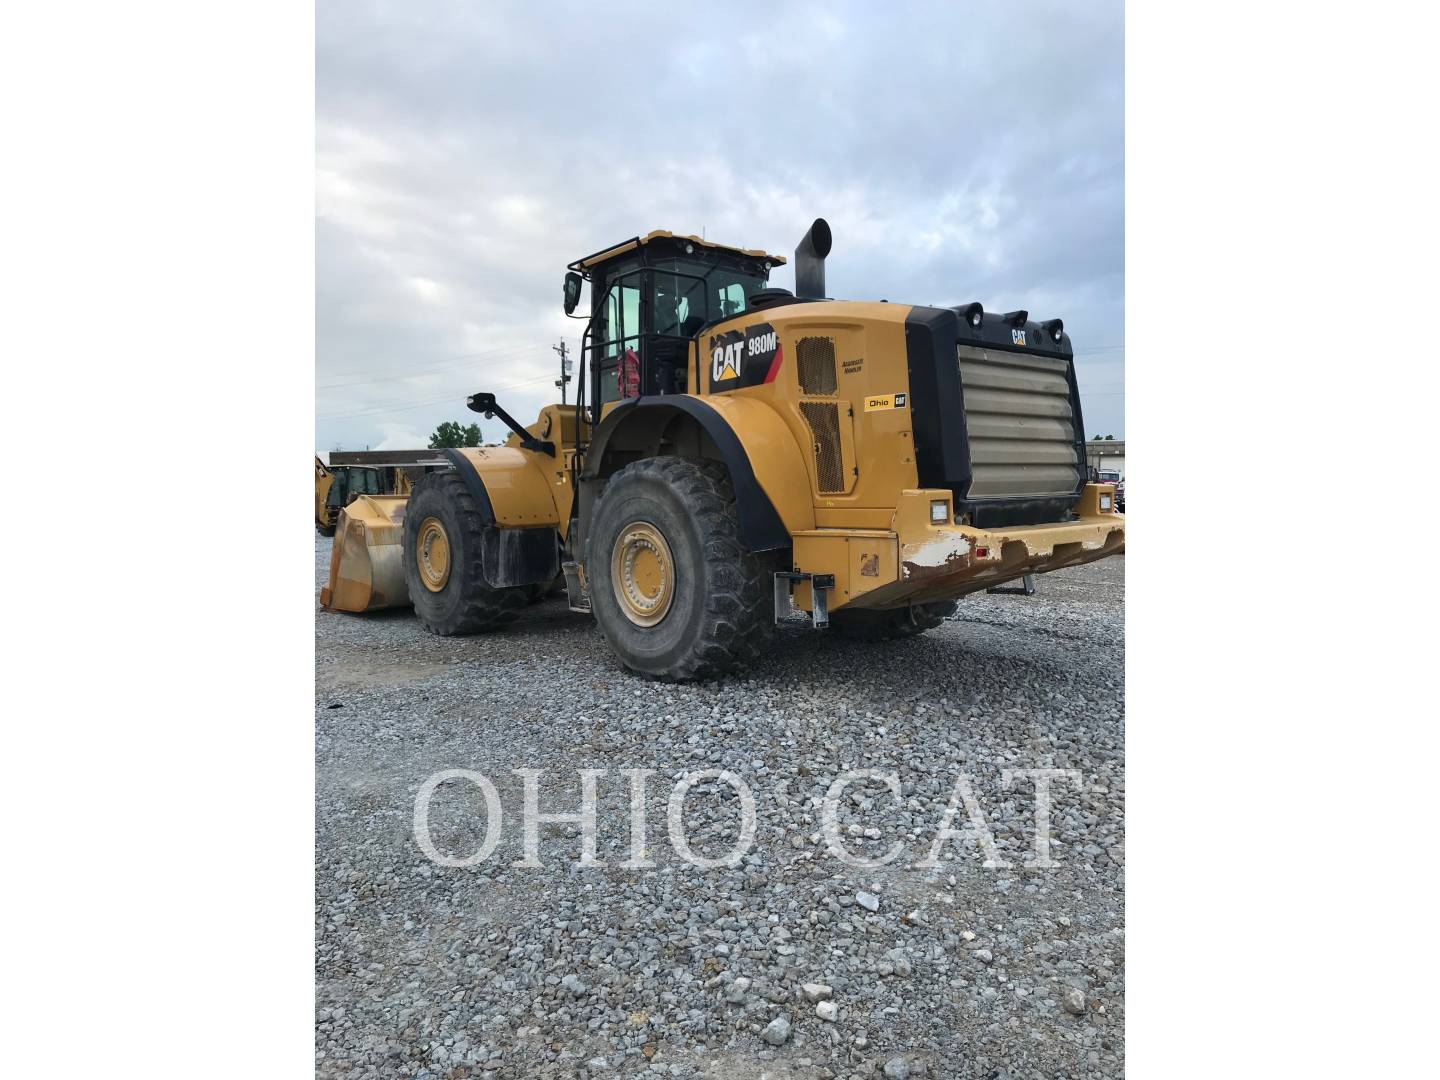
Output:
[593,272,644,414]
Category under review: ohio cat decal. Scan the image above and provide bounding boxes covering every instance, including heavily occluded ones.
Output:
[709,322,782,391]
[863,392,908,411]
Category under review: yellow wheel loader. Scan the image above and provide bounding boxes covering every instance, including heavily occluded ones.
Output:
[321,220,1124,680]
[315,456,386,537]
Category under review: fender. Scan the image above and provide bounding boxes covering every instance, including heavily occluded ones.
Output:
[443,446,562,527]
[440,448,560,587]
[583,395,814,552]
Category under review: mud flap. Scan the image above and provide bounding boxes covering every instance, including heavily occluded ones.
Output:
[481,527,560,589]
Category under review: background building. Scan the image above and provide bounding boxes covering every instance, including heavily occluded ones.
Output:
[325,449,449,493]
[1085,439,1126,478]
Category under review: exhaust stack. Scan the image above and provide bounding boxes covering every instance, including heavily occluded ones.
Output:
[794,218,832,299]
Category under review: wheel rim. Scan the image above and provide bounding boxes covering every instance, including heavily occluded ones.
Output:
[416,516,452,592]
[611,521,675,626]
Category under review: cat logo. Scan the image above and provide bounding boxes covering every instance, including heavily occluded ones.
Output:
[1011,329,1027,346]
[712,348,740,382]
[859,553,880,577]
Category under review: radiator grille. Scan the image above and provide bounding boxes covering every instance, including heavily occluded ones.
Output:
[957,344,1080,498]
[796,336,838,395]
[799,401,845,492]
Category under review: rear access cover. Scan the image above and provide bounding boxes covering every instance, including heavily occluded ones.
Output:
[904,306,1088,528]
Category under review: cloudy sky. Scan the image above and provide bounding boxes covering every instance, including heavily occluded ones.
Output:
[316,0,1124,452]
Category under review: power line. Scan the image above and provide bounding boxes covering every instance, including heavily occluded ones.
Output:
[318,349,534,390]
[318,393,468,422]
[318,339,553,381]
[317,373,555,422]
[317,343,540,390]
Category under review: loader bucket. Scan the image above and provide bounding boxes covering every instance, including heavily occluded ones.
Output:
[319,495,411,613]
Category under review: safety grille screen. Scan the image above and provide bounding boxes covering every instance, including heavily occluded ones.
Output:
[796,336,838,395]
[799,401,845,493]
[956,344,1080,498]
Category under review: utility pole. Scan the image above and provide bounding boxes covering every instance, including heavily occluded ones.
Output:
[553,340,573,405]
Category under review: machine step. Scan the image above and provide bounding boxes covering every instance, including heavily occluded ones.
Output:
[773,572,835,628]
[562,561,591,613]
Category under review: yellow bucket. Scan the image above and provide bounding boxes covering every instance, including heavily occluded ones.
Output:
[319,495,411,612]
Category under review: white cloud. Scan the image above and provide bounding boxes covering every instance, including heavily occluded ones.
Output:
[315,0,1125,449]
[373,422,428,451]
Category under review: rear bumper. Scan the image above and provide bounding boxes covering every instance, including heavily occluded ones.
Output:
[886,516,1123,606]
[790,484,1124,612]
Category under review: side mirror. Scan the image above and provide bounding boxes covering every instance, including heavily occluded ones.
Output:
[563,272,583,315]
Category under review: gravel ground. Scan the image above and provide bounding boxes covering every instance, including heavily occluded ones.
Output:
[316,537,1124,1079]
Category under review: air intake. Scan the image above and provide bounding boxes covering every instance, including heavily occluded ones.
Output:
[799,401,845,493]
[796,336,837,395]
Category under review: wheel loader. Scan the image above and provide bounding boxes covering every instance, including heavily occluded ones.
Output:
[320,219,1125,680]
[314,456,384,537]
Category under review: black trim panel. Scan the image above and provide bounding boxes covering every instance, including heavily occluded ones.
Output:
[965,498,1077,529]
[440,449,496,524]
[904,306,970,489]
[583,397,791,552]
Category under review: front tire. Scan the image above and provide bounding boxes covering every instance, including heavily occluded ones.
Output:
[587,457,781,681]
[402,471,527,635]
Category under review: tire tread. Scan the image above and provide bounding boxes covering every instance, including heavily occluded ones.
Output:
[591,456,780,681]
[405,472,527,635]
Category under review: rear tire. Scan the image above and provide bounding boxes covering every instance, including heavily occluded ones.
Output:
[403,471,527,635]
[830,600,958,642]
[316,521,336,538]
[587,457,782,681]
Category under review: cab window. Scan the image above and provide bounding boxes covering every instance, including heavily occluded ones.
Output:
[653,271,709,338]
[650,258,766,331]
[589,256,769,407]
[716,281,746,319]
[596,273,642,404]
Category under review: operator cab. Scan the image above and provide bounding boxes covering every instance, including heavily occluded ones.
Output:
[563,231,784,411]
